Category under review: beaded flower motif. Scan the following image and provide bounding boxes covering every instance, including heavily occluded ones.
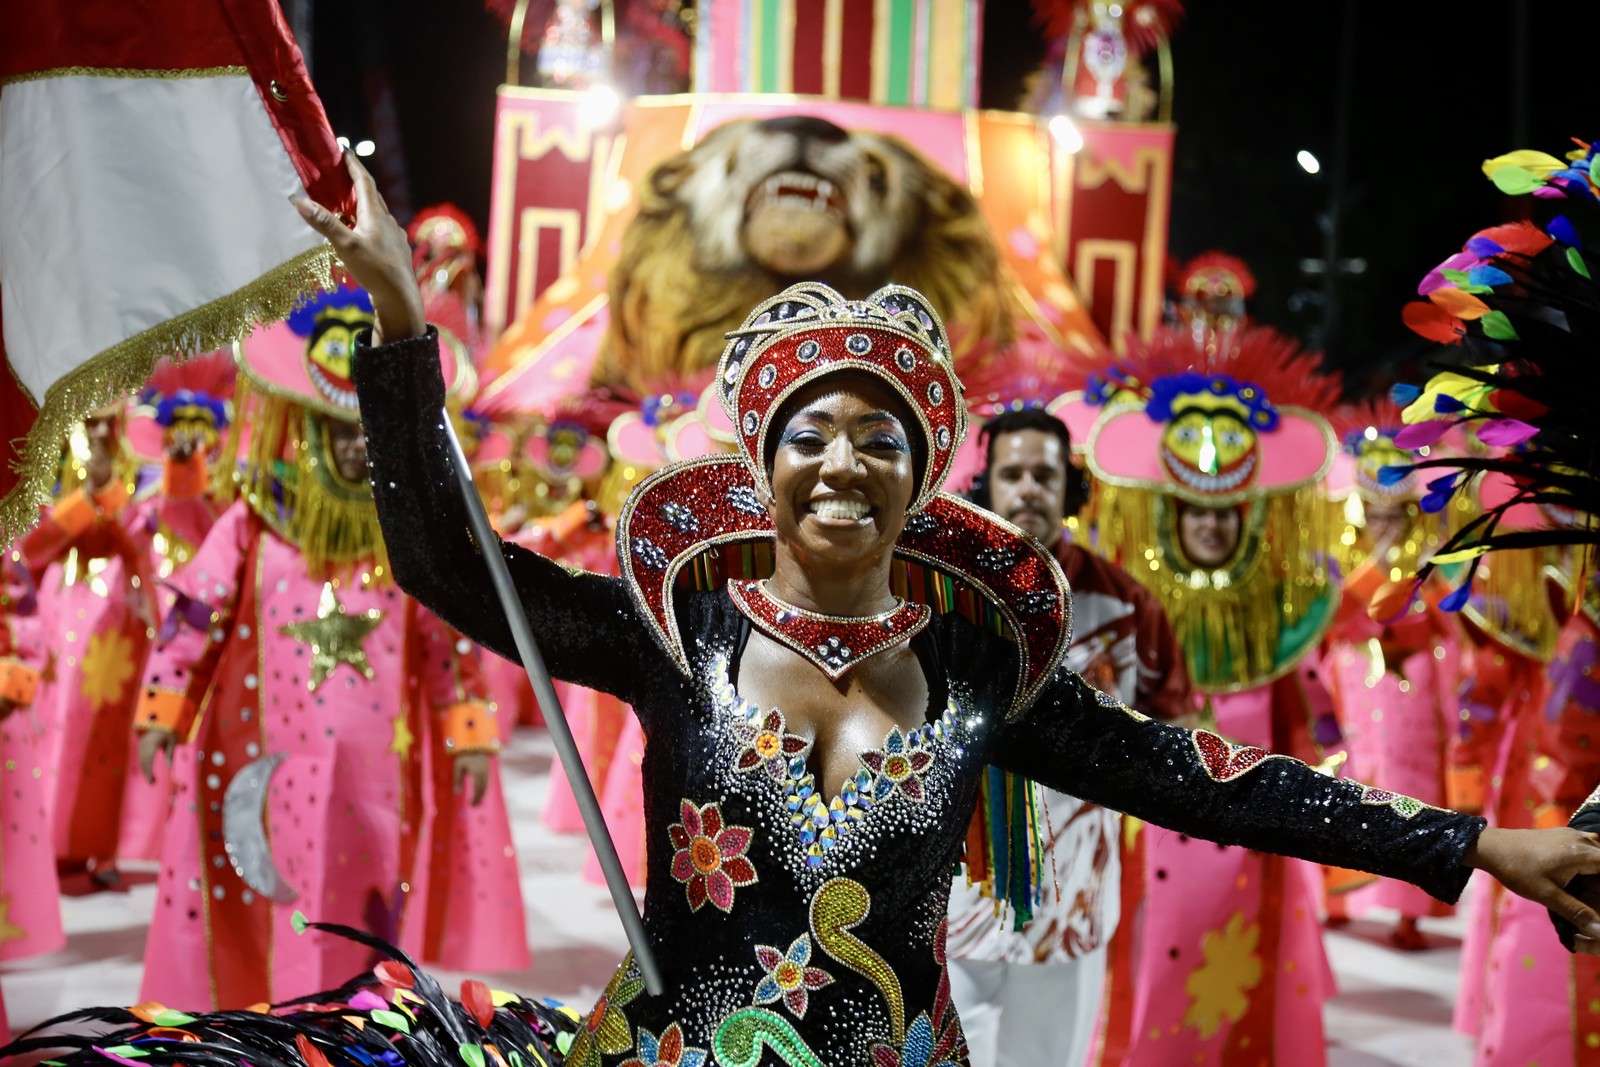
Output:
[618,1023,708,1067]
[752,934,834,1018]
[668,800,758,912]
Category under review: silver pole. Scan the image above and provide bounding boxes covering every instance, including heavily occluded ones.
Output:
[440,410,664,996]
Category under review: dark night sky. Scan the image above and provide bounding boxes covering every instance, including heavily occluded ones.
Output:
[307,0,1588,392]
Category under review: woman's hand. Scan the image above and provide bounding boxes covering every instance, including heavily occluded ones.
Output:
[291,152,426,345]
[1466,826,1600,954]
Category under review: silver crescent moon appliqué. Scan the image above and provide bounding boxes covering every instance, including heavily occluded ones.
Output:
[222,752,300,904]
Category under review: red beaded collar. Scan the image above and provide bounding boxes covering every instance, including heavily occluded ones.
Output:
[617,454,1072,717]
[726,578,932,680]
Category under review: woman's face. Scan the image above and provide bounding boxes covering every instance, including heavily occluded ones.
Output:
[768,374,918,569]
[1177,503,1242,568]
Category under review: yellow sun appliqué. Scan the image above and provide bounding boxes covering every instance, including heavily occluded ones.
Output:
[1182,911,1263,1039]
[79,630,136,709]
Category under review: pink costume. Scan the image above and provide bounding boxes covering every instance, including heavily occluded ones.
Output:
[1467,565,1600,1067]
[116,358,235,861]
[1080,325,1344,1067]
[1,547,66,1043]
[1447,478,1563,1042]
[1319,404,1458,920]
[132,294,526,1011]
[20,447,154,869]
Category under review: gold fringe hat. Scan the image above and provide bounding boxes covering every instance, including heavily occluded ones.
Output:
[1080,326,1341,693]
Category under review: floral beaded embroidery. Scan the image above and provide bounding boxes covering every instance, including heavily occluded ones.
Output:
[567,955,644,1067]
[752,934,835,1018]
[732,707,812,781]
[618,1023,709,1067]
[668,800,758,912]
[710,654,960,868]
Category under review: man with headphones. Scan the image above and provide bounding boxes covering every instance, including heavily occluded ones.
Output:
[947,407,1193,1067]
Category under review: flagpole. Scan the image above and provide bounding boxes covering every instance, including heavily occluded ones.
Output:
[440,410,664,996]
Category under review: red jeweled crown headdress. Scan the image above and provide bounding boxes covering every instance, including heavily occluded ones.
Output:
[715,283,967,515]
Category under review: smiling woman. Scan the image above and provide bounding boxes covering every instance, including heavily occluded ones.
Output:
[19,153,1600,1067]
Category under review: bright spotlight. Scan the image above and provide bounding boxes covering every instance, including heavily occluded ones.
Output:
[354,139,376,157]
[1049,114,1084,154]
[336,136,351,148]
[579,84,621,128]
[1297,149,1321,175]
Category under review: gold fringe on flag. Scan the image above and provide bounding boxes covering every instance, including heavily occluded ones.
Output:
[0,245,339,542]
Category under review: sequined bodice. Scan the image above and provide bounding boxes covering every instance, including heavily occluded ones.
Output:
[354,329,1487,1067]
[580,632,983,1067]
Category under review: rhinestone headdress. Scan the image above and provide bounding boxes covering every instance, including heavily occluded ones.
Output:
[716,282,967,514]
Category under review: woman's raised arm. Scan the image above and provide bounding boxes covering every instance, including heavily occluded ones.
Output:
[297,153,659,704]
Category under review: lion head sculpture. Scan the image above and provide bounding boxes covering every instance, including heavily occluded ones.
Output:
[593,114,1019,393]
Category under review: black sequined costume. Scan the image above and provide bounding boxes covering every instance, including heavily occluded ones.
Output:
[354,330,1486,1067]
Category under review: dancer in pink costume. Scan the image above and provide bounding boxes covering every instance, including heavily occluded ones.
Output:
[115,353,237,862]
[1446,475,1564,1041]
[19,405,155,885]
[0,547,66,1043]
[1319,397,1459,948]
[1469,559,1600,1067]
[131,290,527,1010]
[1082,326,1345,1067]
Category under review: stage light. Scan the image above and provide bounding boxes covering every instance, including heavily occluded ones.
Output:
[1049,114,1084,154]
[336,136,350,148]
[355,140,376,157]
[579,85,620,128]
[1297,150,1321,175]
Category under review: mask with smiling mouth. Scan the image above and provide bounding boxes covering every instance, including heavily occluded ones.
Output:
[1084,327,1337,508]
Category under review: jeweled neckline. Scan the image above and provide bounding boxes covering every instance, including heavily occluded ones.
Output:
[727,578,932,681]
[709,654,958,868]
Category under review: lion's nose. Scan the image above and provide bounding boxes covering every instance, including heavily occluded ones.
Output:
[757,114,849,146]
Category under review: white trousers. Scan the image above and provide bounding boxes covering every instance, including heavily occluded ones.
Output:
[946,948,1108,1067]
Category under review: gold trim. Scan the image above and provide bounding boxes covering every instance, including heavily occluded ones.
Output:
[0,66,248,91]
[0,245,338,543]
[1073,239,1137,348]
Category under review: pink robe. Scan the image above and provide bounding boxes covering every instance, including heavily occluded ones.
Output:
[114,490,222,861]
[21,490,153,866]
[1467,577,1600,1067]
[1323,562,1457,919]
[137,502,526,1010]
[1,551,67,1043]
[1451,634,1549,1039]
[1119,675,1335,1067]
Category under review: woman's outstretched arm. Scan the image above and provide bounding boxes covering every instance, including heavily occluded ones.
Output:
[989,664,1600,948]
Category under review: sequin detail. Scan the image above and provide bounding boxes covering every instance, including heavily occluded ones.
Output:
[567,955,643,1067]
[728,578,931,681]
[1191,729,1292,782]
[619,1023,708,1067]
[713,1008,826,1067]
[710,654,961,868]
[811,878,905,1042]
[1357,785,1427,819]
[753,934,834,1018]
[667,800,758,912]
[732,707,813,781]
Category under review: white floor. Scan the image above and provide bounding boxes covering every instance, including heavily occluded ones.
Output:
[2,728,1475,1064]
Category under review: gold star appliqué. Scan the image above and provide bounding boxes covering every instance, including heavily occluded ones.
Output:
[390,713,415,759]
[278,582,385,692]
